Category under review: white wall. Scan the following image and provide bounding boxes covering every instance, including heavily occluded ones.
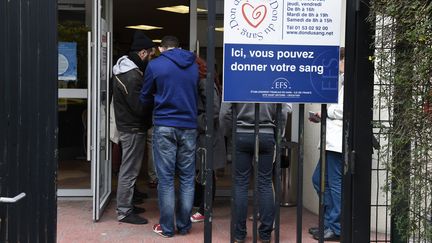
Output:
[302,103,323,214]
[370,63,392,233]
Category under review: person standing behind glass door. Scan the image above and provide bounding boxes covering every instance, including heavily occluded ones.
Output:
[190,56,226,223]
[112,30,155,224]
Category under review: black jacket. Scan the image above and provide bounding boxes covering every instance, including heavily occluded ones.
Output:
[113,66,152,133]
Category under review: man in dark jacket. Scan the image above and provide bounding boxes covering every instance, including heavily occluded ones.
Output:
[112,30,155,224]
[140,36,199,238]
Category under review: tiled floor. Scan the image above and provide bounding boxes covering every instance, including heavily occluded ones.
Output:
[58,159,91,189]
[58,196,321,243]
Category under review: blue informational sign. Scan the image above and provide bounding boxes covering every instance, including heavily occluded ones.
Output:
[224,44,339,103]
[58,42,77,81]
[223,0,343,103]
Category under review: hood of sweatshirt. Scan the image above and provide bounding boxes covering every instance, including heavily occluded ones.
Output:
[112,55,138,75]
[161,48,196,69]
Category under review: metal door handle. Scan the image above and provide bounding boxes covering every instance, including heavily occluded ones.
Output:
[105,31,111,160]
[0,192,26,203]
[87,31,92,161]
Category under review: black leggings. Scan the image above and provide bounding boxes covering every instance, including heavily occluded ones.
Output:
[194,170,216,214]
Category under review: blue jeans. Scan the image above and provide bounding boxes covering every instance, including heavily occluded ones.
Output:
[153,126,197,236]
[312,151,343,235]
[233,133,275,241]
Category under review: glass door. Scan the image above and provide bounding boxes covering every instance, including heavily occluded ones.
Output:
[91,0,112,221]
[57,0,92,197]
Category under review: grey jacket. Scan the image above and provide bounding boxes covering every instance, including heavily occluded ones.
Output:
[219,103,292,136]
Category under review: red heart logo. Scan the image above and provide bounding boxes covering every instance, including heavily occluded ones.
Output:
[242,3,267,28]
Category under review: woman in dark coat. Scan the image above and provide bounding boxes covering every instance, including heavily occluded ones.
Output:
[191,56,226,222]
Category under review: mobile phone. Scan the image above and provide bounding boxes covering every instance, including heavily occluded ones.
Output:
[309,111,321,121]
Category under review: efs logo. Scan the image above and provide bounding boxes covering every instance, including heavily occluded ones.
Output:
[271,78,290,90]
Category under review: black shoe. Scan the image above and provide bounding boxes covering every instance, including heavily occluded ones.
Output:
[132,206,146,214]
[313,229,340,241]
[259,238,271,243]
[133,188,149,200]
[119,213,148,225]
[177,229,190,235]
[309,226,319,235]
[132,196,144,205]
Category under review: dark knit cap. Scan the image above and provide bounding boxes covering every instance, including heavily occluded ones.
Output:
[130,30,155,51]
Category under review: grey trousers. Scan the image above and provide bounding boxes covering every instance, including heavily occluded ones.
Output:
[116,131,146,220]
[146,128,157,181]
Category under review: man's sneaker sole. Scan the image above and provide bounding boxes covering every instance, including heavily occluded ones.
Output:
[191,217,205,223]
[152,224,171,238]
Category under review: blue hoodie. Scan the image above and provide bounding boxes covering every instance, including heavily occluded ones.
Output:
[140,48,199,129]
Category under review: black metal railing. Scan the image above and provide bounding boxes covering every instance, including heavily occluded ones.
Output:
[222,103,329,243]
[371,12,432,242]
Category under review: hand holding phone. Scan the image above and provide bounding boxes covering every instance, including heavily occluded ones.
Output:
[308,111,321,123]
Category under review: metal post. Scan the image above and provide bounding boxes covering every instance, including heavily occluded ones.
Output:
[204,0,216,241]
[296,104,305,243]
[230,104,238,243]
[274,104,283,243]
[342,0,374,241]
[252,103,260,243]
[92,0,102,221]
[318,104,327,243]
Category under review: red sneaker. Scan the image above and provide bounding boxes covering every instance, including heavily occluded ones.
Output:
[152,224,170,238]
[190,212,205,223]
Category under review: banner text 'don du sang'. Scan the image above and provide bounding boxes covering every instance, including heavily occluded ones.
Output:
[223,0,343,103]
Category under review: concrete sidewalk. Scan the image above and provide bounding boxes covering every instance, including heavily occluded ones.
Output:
[58,197,320,243]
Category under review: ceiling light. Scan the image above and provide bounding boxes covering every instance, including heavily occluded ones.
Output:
[125,25,163,30]
[215,27,224,32]
[157,5,207,14]
[153,39,162,43]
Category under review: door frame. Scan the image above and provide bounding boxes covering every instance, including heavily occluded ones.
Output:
[91,0,113,222]
[56,0,113,221]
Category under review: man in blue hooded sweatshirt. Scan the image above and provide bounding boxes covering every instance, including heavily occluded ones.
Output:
[140,36,199,238]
